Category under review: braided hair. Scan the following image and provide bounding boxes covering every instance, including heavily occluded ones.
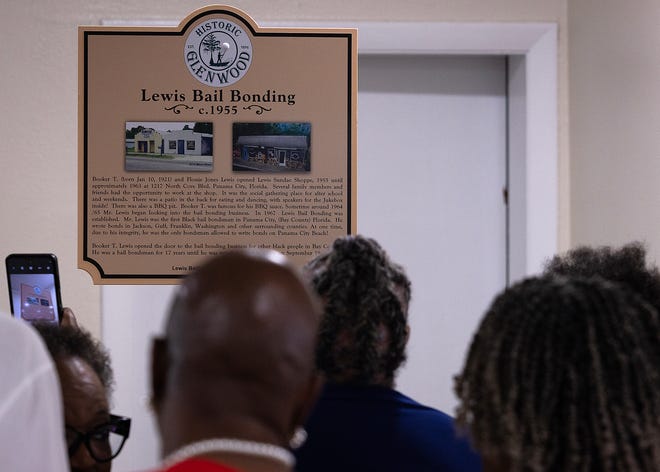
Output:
[305,235,411,386]
[543,241,660,313]
[455,275,660,471]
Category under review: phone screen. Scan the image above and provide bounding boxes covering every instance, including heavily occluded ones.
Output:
[6,254,61,324]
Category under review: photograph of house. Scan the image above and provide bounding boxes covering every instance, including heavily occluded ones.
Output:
[232,122,311,172]
[125,122,213,171]
[134,128,165,154]
[162,129,213,156]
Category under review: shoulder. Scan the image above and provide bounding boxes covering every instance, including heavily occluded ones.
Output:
[0,314,59,406]
[161,458,242,472]
[0,315,54,381]
[0,314,47,347]
[391,389,454,417]
[0,316,69,471]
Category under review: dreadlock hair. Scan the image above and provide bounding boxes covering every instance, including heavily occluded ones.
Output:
[33,323,115,396]
[455,275,660,472]
[544,241,660,313]
[305,235,411,386]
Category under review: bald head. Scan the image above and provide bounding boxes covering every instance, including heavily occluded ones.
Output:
[151,249,322,455]
[167,249,318,365]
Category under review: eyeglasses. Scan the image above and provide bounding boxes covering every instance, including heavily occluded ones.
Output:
[66,414,131,463]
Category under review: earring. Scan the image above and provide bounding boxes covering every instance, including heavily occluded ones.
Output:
[289,426,308,449]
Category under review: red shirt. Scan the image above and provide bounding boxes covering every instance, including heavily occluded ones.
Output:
[159,458,242,472]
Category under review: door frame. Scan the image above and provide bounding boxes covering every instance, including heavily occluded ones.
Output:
[264,21,558,281]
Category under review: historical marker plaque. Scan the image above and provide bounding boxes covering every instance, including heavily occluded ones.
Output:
[79,5,357,283]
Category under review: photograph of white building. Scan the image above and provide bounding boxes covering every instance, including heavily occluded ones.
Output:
[125,121,213,171]
[162,128,213,156]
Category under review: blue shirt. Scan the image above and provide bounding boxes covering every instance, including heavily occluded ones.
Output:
[295,383,482,472]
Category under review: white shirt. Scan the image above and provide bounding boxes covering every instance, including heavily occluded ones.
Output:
[0,315,69,471]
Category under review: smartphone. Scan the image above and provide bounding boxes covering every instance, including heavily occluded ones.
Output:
[5,254,63,324]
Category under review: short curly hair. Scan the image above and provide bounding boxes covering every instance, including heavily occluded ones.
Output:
[305,235,411,386]
[543,241,660,312]
[455,275,660,471]
[33,323,114,396]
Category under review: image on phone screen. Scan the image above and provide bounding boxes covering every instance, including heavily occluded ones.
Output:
[6,256,61,324]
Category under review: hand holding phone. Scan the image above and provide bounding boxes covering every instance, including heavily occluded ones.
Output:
[5,254,63,324]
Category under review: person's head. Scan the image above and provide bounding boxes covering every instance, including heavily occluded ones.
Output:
[305,235,411,387]
[150,249,322,460]
[543,241,660,313]
[34,323,130,472]
[455,275,660,472]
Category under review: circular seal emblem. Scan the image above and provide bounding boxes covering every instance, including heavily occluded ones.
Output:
[184,19,253,87]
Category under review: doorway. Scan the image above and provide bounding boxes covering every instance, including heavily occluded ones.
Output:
[357,54,507,412]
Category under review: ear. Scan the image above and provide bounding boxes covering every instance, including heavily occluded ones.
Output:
[404,324,410,345]
[150,337,169,413]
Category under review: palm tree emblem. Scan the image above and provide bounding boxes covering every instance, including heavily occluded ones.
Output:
[201,34,231,67]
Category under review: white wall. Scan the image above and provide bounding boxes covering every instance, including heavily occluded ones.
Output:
[568,0,660,263]
[5,0,660,469]
[0,0,568,335]
[10,0,660,469]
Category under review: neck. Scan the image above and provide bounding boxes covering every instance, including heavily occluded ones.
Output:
[329,377,395,389]
[158,402,289,458]
[162,437,294,472]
